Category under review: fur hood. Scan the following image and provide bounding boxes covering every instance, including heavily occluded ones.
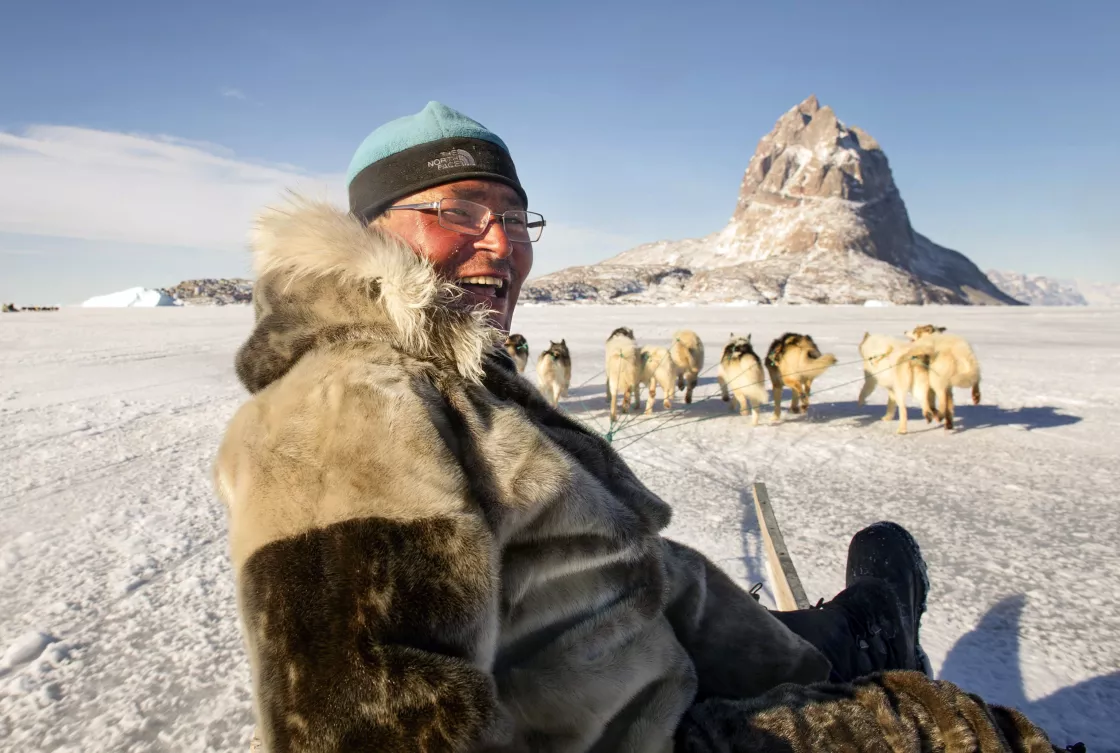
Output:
[235,195,501,393]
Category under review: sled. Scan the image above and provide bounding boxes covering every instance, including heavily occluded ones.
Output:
[752,482,810,611]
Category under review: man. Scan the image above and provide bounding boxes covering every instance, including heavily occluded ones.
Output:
[215,102,1063,752]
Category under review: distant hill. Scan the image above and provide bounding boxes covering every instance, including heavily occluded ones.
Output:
[986,271,1120,307]
[161,279,252,306]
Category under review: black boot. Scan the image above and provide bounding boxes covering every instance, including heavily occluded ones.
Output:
[771,521,930,682]
[846,521,930,674]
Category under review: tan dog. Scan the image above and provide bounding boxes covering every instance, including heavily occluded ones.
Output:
[669,330,705,404]
[858,332,936,434]
[605,327,640,420]
[504,334,530,373]
[718,335,767,425]
[765,333,837,422]
[536,339,571,408]
[904,326,981,431]
[639,345,676,414]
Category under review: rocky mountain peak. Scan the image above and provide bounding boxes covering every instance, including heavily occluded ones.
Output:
[524,97,1020,307]
[740,96,893,209]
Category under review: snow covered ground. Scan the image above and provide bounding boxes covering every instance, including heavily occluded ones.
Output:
[2,305,1118,751]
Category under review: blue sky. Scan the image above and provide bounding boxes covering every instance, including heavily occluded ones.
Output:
[1,0,1117,303]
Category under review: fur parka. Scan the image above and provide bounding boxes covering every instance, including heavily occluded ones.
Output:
[214,198,830,752]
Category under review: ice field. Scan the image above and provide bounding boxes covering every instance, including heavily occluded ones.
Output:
[1,304,1118,751]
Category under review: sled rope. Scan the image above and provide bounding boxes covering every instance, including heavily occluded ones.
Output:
[608,356,923,451]
[610,354,871,438]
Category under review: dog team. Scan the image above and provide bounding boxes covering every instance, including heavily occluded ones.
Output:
[504,323,981,434]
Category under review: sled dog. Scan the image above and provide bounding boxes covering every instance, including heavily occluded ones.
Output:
[536,339,571,408]
[718,334,767,425]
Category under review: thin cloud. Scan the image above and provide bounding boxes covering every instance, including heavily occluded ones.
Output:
[0,124,633,272]
[221,87,247,100]
[0,125,344,251]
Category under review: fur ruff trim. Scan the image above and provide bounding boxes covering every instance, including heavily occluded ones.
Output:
[249,194,499,384]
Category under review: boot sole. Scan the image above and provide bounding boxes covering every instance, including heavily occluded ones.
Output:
[847,521,929,617]
[848,522,931,673]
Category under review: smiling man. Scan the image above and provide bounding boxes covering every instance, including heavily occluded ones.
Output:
[215,103,1064,752]
[348,102,541,332]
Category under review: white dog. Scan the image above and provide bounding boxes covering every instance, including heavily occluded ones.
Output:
[904,325,982,431]
[639,345,676,414]
[669,330,704,404]
[858,332,933,435]
[605,327,640,421]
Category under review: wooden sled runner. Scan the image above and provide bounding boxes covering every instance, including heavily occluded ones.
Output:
[752,482,810,611]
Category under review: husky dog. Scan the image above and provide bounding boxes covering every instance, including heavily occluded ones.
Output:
[718,334,767,425]
[605,327,640,421]
[858,332,936,435]
[904,326,981,431]
[766,332,837,422]
[536,339,571,408]
[669,330,704,404]
[504,333,530,373]
[639,345,676,414]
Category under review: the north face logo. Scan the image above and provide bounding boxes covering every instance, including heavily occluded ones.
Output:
[428,149,476,170]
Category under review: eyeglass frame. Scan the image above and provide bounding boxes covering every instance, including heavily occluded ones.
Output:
[383,198,547,243]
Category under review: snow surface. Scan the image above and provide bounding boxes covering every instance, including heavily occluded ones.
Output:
[2,305,1118,751]
[82,288,179,308]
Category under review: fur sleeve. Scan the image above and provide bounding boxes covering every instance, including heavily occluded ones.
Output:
[216,352,506,752]
[677,670,1060,752]
[661,540,833,700]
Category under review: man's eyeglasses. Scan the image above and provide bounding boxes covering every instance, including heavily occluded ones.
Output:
[384,198,546,243]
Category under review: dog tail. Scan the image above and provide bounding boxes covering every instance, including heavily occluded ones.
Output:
[901,338,936,360]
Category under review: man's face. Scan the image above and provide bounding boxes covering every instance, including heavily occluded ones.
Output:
[376,179,534,332]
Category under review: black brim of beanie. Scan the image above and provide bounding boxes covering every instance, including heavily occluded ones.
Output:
[348,136,528,223]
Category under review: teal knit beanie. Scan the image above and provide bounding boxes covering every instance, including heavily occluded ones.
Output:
[347,101,527,222]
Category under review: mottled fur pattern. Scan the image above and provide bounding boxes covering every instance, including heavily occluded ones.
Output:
[905,326,982,431]
[639,344,676,413]
[535,339,571,407]
[765,333,837,422]
[605,327,640,421]
[215,198,831,753]
[670,330,705,404]
[678,670,1058,752]
[718,335,767,426]
[503,333,529,373]
[241,516,500,752]
[858,332,935,435]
